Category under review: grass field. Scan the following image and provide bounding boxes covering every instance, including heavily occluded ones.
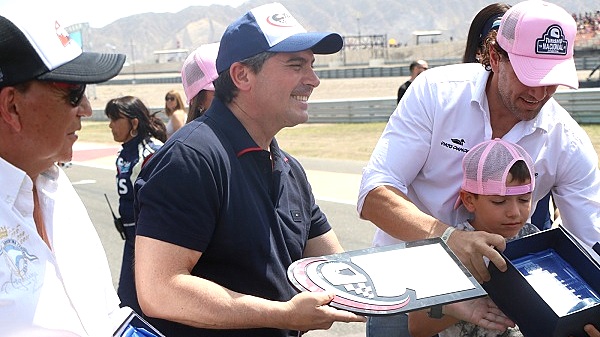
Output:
[81,121,600,163]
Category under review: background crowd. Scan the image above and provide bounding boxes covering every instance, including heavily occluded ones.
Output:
[575,10,600,36]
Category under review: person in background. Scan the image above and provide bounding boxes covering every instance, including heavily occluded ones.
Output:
[105,96,167,315]
[163,89,186,138]
[408,138,539,337]
[181,42,219,123]
[360,1,600,336]
[462,3,511,63]
[396,59,428,104]
[133,3,366,336]
[0,11,125,336]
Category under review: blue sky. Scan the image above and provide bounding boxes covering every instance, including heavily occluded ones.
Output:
[0,0,248,28]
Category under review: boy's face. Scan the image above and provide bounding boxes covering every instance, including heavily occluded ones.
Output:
[461,174,532,239]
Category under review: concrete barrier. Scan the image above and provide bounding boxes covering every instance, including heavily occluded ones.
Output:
[554,88,600,124]
[302,88,600,124]
[91,88,600,124]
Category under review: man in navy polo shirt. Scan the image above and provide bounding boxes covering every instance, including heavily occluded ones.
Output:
[133,3,366,337]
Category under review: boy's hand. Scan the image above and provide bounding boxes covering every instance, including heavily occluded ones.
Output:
[444,297,515,331]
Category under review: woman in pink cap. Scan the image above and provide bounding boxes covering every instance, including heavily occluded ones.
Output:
[181,42,219,123]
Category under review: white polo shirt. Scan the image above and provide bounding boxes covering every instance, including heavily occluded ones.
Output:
[358,63,600,251]
[0,158,120,336]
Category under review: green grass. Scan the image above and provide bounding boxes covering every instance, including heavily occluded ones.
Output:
[81,121,387,161]
[80,121,117,144]
[582,124,600,156]
[81,121,600,163]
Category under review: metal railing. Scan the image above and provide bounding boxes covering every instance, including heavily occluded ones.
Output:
[91,88,600,124]
[304,88,600,124]
[553,89,600,124]
[305,98,397,123]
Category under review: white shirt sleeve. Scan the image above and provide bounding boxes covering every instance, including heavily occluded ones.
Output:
[548,129,600,252]
[357,74,434,215]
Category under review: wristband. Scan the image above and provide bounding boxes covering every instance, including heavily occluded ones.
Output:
[441,226,456,244]
[428,305,444,319]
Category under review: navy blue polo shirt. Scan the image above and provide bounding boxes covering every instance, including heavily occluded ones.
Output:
[134,98,332,337]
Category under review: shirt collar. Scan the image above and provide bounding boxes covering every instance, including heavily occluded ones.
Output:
[471,68,550,134]
[203,99,289,170]
[529,98,557,133]
[471,67,491,110]
[0,157,29,209]
[204,98,277,158]
[122,134,144,150]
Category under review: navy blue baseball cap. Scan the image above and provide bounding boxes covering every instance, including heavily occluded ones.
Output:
[216,2,343,74]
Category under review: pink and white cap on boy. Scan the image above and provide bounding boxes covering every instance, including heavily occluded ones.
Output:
[0,12,125,86]
[181,42,219,104]
[455,139,535,209]
[497,0,578,89]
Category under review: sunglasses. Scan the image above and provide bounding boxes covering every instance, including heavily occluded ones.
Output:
[165,96,175,101]
[51,82,87,107]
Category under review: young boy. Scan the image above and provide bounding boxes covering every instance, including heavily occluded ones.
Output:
[408,138,539,337]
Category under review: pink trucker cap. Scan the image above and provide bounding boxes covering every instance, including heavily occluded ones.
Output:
[181,42,219,104]
[497,0,578,89]
[454,139,535,209]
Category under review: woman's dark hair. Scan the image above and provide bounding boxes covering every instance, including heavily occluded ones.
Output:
[463,3,511,63]
[214,51,275,104]
[187,90,211,123]
[104,96,167,142]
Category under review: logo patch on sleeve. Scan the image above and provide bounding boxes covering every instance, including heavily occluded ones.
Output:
[290,210,302,222]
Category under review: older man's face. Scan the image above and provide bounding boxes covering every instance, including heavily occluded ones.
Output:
[14,81,92,169]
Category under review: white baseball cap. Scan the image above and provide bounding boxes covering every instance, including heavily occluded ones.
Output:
[0,12,125,86]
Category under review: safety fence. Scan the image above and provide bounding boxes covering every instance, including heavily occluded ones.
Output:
[553,89,600,124]
[91,88,600,124]
[304,88,600,124]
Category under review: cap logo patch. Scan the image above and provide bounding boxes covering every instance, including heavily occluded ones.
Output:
[535,24,568,56]
[54,21,71,47]
[266,12,295,28]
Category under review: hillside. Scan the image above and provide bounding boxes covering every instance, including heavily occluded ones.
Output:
[78,0,599,64]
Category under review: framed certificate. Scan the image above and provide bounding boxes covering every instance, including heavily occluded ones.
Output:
[288,238,486,315]
[112,307,165,337]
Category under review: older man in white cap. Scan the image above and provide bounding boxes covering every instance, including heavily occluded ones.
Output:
[359,1,600,336]
[0,10,126,337]
[134,2,365,337]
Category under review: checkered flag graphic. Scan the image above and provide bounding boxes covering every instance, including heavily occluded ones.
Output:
[344,282,374,298]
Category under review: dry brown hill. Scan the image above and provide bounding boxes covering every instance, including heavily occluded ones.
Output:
[79,0,599,65]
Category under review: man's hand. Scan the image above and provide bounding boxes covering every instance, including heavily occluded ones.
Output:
[582,324,600,337]
[447,229,507,283]
[444,297,515,331]
[283,292,366,332]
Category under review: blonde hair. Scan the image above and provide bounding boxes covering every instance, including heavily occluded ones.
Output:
[164,90,186,115]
